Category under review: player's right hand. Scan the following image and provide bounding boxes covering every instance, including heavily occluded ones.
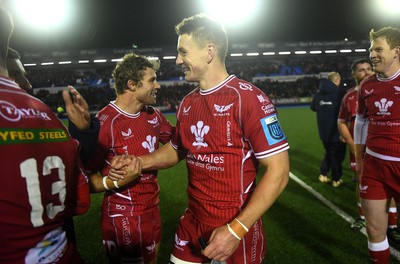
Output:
[109,155,140,181]
[114,155,142,187]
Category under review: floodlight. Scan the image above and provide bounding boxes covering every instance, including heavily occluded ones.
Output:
[11,0,72,31]
[202,0,261,26]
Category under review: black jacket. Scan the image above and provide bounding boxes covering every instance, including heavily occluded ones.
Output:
[310,78,345,142]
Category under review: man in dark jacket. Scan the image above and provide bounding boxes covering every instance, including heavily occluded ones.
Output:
[311,72,347,187]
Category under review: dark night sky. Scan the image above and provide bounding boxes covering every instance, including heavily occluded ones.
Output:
[6,0,400,52]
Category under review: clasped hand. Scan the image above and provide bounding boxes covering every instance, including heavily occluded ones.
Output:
[108,155,141,183]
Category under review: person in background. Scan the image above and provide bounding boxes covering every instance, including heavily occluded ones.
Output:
[84,53,174,264]
[110,13,289,264]
[354,26,400,263]
[0,5,90,263]
[6,47,32,91]
[311,71,347,187]
[338,59,400,244]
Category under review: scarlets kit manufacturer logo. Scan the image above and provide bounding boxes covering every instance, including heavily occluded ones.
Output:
[374,98,393,115]
[191,121,210,147]
[0,100,51,122]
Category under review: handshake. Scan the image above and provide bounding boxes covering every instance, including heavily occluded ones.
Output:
[107,155,143,188]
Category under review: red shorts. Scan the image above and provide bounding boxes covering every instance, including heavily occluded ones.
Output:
[170,209,266,264]
[360,154,400,202]
[101,207,162,263]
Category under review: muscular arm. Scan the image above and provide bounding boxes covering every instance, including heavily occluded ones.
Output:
[141,142,181,170]
[203,150,290,261]
[338,121,355,154]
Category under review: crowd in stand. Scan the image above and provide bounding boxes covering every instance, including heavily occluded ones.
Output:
[27,55,359,112]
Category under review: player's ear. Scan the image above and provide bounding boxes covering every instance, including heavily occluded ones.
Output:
[206,43,216,63]
[127,79,137,91]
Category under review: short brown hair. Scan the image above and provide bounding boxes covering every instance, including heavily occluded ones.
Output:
[112,53,159,95]
[175,13,228,62]
[369,26,400,49]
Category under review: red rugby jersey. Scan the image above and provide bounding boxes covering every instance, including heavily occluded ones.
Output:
[0,76,88,263]
[171,75,289,227]
[357,70,400,159]
[90,102,174,216]
[338,87,358,136]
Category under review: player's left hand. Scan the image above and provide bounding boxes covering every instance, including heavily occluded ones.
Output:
[109,155,140,181]
[62,85,91,130]
[202,225,240,262]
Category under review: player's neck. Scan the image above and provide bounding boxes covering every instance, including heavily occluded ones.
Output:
[199,66,229,91]
[378,65,400,79]
[114,95,142,115]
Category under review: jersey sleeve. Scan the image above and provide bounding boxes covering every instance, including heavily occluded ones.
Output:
[240,88,289,159]
[155,109,175,145]
[338,92,349,123]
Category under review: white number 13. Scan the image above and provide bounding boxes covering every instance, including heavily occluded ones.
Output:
[20,156,66,227]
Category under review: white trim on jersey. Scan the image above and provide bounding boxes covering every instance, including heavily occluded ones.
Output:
[354,114,368,144]
[366,147,400,161]
[254,143,289,159]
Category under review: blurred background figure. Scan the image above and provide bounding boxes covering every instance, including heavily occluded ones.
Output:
[311,71,346,187]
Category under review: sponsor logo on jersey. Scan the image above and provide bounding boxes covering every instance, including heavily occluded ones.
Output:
[186,152,225,171]
[142,135,156,153]
[191,121,209,147]
[0,128,68,145]
[0,100,51,122]
[239,82,253,91]
[260,114,286,145]
[213,103,234,116]
[147,116,159,126]
[261,104,275,115]
[183,105,191,114]
[394,86,400,94]
[121,217,132,247]
[257,94,270,104]
[174,234,189,248]
[226,121,233,146]
[374,98,393,115]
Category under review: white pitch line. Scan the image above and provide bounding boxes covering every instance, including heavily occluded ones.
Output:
[289,172,400,261]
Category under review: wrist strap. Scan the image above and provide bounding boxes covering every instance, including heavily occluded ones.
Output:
[113,180,120,188]
[234,218,249,232]
[226,224,241,240]
[228,218,248,240]
[102,176,110,190]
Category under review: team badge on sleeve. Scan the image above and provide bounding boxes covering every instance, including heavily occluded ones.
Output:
[260,114,286,145]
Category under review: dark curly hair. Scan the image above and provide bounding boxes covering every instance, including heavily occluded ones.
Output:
[112,53,160,95]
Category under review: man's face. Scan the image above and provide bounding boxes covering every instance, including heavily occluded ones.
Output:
[175,34,208,82]
[369,36,399,76]
[352,62,374,85]
[135,67,160,105]
[7,58,32,91]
